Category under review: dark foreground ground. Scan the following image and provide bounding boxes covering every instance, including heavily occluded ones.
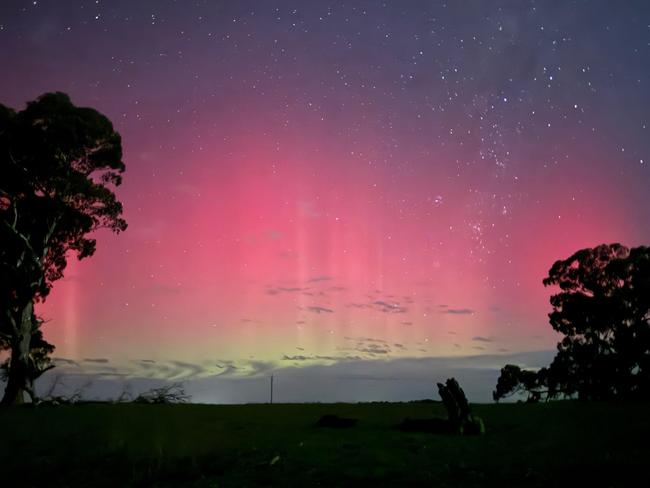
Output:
[1,401,648,487]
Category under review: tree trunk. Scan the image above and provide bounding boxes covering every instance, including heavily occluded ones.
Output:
[437,382,460,427]
[1,301,34,406]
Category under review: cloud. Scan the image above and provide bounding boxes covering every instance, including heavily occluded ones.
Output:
[243,360,275,377]
[282,354,364,362]
[52,357,124,377]
[168,361,208,379]
[53,357,79,366]
[440,308,475,315]
[342,336,395,356]
[282,355,309,361]
[133,360,157,370]
[266,285,310,295]
[347,298,409,313]
[307,275,332,283]
[356,343,391,355]
[213,362,239,376]
[344,336,388,345]
[306,306,334,314]
[10,350,557,404]
[372,300,407,314]
[472,336,494,343]
[327,286,346,292]
[130,358,277,380]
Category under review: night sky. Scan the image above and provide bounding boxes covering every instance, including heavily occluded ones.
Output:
[1,1,649,401]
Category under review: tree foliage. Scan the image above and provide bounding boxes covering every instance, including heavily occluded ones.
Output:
[492,364,548,402]
[0,92,126,405]
[542,243,650,400]
[495,243,650,402]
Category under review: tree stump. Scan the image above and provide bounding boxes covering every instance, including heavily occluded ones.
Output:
[437,381,461,428]
[437,378,485,435]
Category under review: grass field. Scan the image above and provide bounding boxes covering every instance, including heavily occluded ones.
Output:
[2,401,648,487]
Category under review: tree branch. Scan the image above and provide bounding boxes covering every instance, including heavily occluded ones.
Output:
[3,310,19,337]
[7,151,50,196]
[40,215,60,262]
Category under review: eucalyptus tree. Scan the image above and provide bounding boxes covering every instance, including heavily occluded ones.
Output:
[0,93,127,405]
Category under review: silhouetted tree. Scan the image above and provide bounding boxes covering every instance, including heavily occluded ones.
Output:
[1,325,55,393]
[494,244,650,402]
[542,244,650,400]
[492,364,549,402]
[133,383,191,404]
[0,93,126,405]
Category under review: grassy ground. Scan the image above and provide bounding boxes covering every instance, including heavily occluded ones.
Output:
[1,401,648,487]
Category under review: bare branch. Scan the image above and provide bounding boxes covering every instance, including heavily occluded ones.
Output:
[2,219,41,268]
[133,382,191,404]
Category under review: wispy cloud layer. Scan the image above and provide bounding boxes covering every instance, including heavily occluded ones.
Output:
[306,306,334,314]
[19,350,555,404]
[440,308,475,315]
